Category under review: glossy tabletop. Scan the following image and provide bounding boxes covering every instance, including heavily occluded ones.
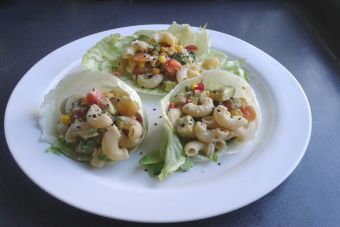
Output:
[1,0,339,226]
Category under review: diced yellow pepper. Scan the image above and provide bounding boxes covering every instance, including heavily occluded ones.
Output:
[159,55,167,64]
[229,109,241,116]
[176,45,184,53]
[60,115,71,125]
[191,83,197,90]
[152,68,160,75]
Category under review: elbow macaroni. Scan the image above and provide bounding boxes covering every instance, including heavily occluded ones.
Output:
[201,116,219,129]
[167,108,182,126]
[102,125,129,161]
[136,74,164,89]
[184,140,215,157]
[176,116,195,139]
[213,105,248,130]
[194,121,229,143]
[182,97,214,117]
[123,40,151,58]
[116,116,143,148]
[150,31,178,47]
[86,104,113,128]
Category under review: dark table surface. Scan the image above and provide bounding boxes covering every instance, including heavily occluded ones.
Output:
[1,0,340,226]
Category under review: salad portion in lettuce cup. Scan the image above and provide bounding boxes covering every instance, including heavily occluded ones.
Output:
[39,70,148,167]
[82,22,248,95]
[140,69,261,180]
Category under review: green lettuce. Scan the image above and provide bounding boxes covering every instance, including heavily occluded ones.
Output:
[202,50,249,81]
[139,124,187,180]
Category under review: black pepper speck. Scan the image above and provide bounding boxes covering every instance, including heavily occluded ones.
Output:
[154,123,158,126]
[153,108,156,111]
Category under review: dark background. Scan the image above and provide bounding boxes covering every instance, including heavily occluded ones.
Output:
[1,0,340,226]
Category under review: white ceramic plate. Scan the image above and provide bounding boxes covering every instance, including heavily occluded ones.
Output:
[4,25,312,223]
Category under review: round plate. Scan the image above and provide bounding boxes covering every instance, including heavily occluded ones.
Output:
[4,25,312,223]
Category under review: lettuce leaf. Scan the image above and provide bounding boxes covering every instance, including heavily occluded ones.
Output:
[203,50,249,81]
[139,124,185,180]
[167,22,210,57]
[47,137,92,162]
[82,34,135,73]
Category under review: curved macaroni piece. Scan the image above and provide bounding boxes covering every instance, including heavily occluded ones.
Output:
[136,74,164,89]
[102,125,129,161]
[184,140,215,157]
[181,97,214,117]
[118,134,140,149]
[150,31,178,47]
[194,121,229,143]
[123,40,151,58]
[167,108,182,126]
[215,140,226,151]
[176,116,195,139]
[86,104,113,128]
[226,127,247,143]
[201,116,219,129]
[172,93,187,106]
[116,116,143,140]
[214,105,248,130]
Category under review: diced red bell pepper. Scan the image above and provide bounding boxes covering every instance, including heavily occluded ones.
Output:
[185,45,198,52]
[136,113,143,124]
[223,99,233,110]
[193,82,204,92]
[86,90,105,107]
[164,59,182,77]
[169,102,176,109]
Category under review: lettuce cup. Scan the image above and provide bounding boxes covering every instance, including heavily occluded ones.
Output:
[39,70,148,167]
[82,22,248,95]
[140,69,260,179]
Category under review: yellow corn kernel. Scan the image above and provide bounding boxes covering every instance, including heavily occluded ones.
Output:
[138,62,145,68]
[229,109,241,116]
[152,68,160,75]
[159,55,167,64]
[176,45,184,53]
[191,83,197,90]
[160,47,168,52]
[187,69,199,78]
[202,57,220,70]
[60,115,71,125]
